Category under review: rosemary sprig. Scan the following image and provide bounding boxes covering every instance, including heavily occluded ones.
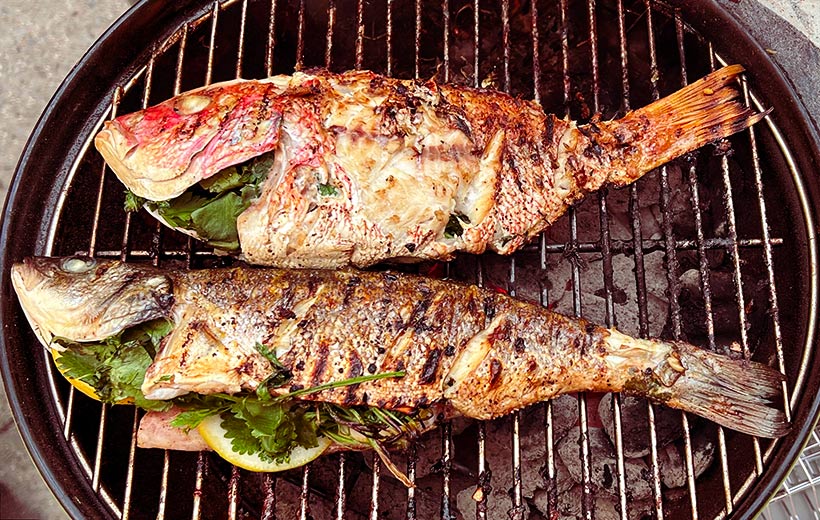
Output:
[274,371,406,401]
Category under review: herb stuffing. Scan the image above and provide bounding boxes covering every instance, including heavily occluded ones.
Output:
[171,368,413,469]
[125,152,275,251]
[54,319,173,411]
[444,212,470,239]
[56,327,423,480]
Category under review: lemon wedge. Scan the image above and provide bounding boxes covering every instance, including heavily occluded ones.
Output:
[198,414,332,472]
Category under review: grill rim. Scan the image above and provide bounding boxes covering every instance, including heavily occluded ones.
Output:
[1,1,820,519]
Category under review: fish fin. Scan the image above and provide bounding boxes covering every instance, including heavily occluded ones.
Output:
[603,64,767,186]
[645,343,789,439]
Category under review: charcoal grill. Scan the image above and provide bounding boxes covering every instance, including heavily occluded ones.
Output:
[2,0,820,519]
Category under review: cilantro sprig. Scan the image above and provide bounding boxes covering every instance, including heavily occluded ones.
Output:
[53,319,173,411]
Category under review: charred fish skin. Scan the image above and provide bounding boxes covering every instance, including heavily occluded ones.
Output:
[95,66,765,269]
[12,257,788,439]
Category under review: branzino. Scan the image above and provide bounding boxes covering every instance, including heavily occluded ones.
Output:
[12,257,788,439]
[95,66,766,268]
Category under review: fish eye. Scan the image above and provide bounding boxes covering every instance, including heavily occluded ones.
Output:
[61,256,97,273]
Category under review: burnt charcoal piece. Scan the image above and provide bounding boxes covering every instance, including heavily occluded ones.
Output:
[598,394,683,458]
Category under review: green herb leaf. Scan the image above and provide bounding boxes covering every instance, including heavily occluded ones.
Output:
[221,412,275,462]
[444,213,467,239]
[170,394,233,431]
[53,320,174,412]
[318,183,338,196]
[124,190,147,213]
[156,191,208,229]
[190,192,248,250]
[199,167,244,193]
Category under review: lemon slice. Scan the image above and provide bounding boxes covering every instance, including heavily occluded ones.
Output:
[198,414,332,472]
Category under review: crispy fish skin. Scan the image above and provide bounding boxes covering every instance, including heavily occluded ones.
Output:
[95,66,765,268]
[12,257,788,438]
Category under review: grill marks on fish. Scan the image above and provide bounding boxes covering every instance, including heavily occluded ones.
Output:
[12,258,789,437]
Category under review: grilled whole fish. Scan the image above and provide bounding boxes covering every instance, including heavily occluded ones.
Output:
[95,66,765,268]
[12,257,788,439]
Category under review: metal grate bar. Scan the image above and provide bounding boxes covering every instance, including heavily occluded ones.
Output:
[228,466,240,520]
[204,2,218,86]
[236,0,248,78]
[681,412,698,520]
[644,3,698,518]
[370,456,381,520]
[174,24,189,96]
[588,2,629,516]
[116,48,155,520]
[299,465,311,520]
[500,0,510,92]
[356,0,365,69]
[498,2,522,517]
[335,454,347,520]
[296,0,306,70]
[708,39,764,511]
[442,0,451,82]
[157,450,171,520]
[85,83,121,499]
[615,1,659,518]
[406,444,417,520]
[560,0,593,517]
[530,0,541,104]
[386,0,393,76]
[192,452,206,520]
[266,0,277,76]
[326,0,335,68]
[741,67,792,422]
[262,474,277,520]
[414,0,421,79]
[441,421,454,519]
[121,409,140,520]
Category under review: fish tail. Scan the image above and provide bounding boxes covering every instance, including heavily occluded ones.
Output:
[602,64,767,186]
[612,332,789,438]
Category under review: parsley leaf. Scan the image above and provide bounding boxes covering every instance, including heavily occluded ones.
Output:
[221,412,275,462]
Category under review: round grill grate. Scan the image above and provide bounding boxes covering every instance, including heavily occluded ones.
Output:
[1,1,820,519]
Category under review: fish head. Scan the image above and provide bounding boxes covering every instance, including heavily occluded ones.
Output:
[94,84,239,201]
[11,257,173,348]
[94,76,294,202]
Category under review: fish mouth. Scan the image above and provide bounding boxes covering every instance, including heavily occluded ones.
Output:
[11,259,57,349]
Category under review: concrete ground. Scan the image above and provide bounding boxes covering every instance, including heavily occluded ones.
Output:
[0,3,131,519]
[0,1,816,520]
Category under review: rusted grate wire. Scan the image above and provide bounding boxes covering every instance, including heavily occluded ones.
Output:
[36,0,814,519]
